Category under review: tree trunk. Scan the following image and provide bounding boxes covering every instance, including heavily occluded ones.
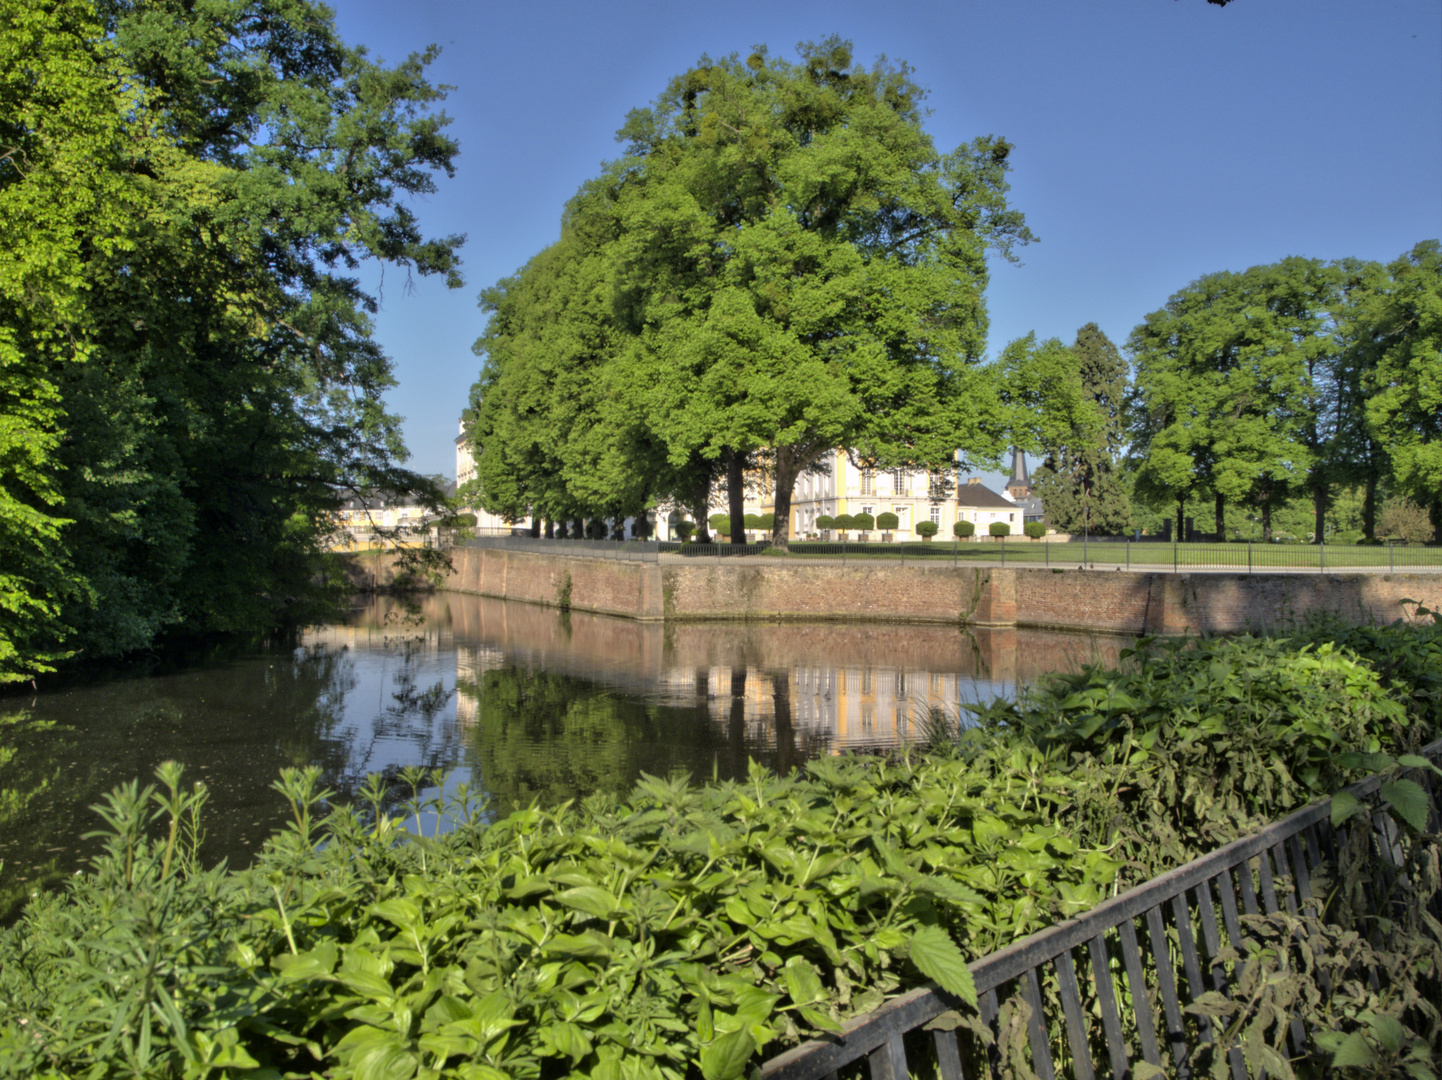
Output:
[1214,491,1225,541]
[771,449,799,551]
[1430,497,1442,545]
[726,449,746,546]
[544,518,554,539]
[691,473,712,544]
[1363,472,1377,542]
[1175,496,1186,543]
[1261,501,1273,543]
[1312,483,1327,544]
[529,517,541,538]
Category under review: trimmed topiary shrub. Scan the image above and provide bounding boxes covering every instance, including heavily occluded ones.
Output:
[1024,521,1046,539]
[990,521,1011,537]
[760,513,775,531]
[953,520,975,538]
[876,512,899,533]
[815,514,835,531]
[709,514,731,536]
[915,520,938,539]
[833,513,854,536]
[852,512,875,533]
[675,520,695,541]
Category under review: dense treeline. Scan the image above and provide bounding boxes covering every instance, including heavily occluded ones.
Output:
[462,36,1439,547]
[0,0,462,683]
[2,615,1439,1078]
[464,38,1035,549]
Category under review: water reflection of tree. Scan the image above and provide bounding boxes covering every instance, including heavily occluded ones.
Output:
[463,666,746,814]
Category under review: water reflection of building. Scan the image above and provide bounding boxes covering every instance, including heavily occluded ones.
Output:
[454,644,508,727]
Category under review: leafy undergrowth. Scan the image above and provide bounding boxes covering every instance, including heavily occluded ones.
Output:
[0,613,1438,1080]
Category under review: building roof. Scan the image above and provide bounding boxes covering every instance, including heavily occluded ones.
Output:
[1005,448,1031,495]
[955,483,1018,510]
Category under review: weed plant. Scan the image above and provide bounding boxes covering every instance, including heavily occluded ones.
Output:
[0,614,1439,1080]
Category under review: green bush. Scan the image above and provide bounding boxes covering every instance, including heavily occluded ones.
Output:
[915,521,938,539]
[815,514,835,531]
[876,512,899,532]
[760,513,775,531]
[709,514,731,536]
[989,521,1010,537]
[953,520,975,538]
[852,512,875,532]
[674,520,694,541]
[1023,521,1046,539]
[833,513,855,532]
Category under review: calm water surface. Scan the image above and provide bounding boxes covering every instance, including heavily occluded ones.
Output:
[0,594,1127,918]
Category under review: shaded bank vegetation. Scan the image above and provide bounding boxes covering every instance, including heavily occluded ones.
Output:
[1,611,1439,1079]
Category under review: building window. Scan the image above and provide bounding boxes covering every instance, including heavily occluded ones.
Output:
[1009,513,1015,523]
[894,506,908,530]
[862,505,874,519]
[930,504,941,525]
[893,469,909,496]
[861,470,875,496]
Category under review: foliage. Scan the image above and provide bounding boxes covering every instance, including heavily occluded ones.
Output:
[1378,496,1436,544]
[815,515,835,531]
[1359,241,1442,541]
[954,521,976,538]
[1003,326,1131,534]
[915,521,939,538]
[876,512,899,532]
[709,515,731,536]
[833,514,855,533]
[3,618,1440,1079]
[1023,521,1046,539]
[852,513,875,533]
[989,522,1011,537]
[0,0,463,676]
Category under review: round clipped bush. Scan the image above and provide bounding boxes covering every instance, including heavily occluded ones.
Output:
[815,514,835,531]
[953,520,975,538]
[743,513,762,530]
[1023,521,1046,539]
[833,513,855,533]
[852,512,875,532]
[876,512,899,532]
[675,520,695,541]
[989,521,1011,537]
[760,513,775,531]
[709,514,730,535]
[915,520,938,539]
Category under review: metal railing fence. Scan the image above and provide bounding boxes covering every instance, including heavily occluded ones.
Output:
[760,738,1442,1080]
[461,534,1442,574]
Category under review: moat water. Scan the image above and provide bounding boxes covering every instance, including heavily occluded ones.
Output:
[0,594,1128,919]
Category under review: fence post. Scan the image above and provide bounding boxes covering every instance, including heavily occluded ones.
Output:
[1320,541,1325,574]
[1174,542,1178,574]
[1046,540,1050,567]
[1001,536,1006,566]
[1126,537,1130,571]
[1389,541,1394,574]
[1248,541,1252,574]
[843,539,847,566]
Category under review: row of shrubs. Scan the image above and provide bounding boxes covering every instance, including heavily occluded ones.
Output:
[1,613,1438,1078]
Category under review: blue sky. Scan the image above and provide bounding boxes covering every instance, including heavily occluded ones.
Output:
[329,0,1442,482]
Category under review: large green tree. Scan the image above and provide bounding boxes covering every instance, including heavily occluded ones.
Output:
[1004,325,1131,534]
[1359,241,1442,541]
[1128,260,1340,542]
[1,0,464,673]
[577,39,1031,548]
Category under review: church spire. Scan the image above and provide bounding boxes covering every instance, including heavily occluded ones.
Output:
[1005,448,1030,496]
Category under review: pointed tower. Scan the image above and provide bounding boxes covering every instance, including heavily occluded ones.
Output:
[1004,448,1031,499]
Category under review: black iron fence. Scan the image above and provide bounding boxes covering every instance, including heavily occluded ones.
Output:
[760,738,1442,1080]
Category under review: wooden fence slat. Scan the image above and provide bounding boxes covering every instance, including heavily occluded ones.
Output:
[1088,931,1132,1080]
[933,1028,964,1080]
[978,988,1002,1080]
[1194,882,1247,1080]
[1055,948,1097,1080]
[1145,903,1191,1077]
[1170,893,1214,1045]
[869,1033,908,1080]
[1117,917,1163,1070]
[1022,967,1057,1080]
[758,738,1442,1080]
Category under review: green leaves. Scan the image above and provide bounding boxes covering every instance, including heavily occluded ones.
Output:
[905,925,978,1008]
[700,1029,756,1080]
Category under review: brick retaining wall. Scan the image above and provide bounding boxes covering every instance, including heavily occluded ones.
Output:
[349,548,1441,634]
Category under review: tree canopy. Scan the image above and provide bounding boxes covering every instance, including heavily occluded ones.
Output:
[466,38,1032,546]
[0,0,463,680]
